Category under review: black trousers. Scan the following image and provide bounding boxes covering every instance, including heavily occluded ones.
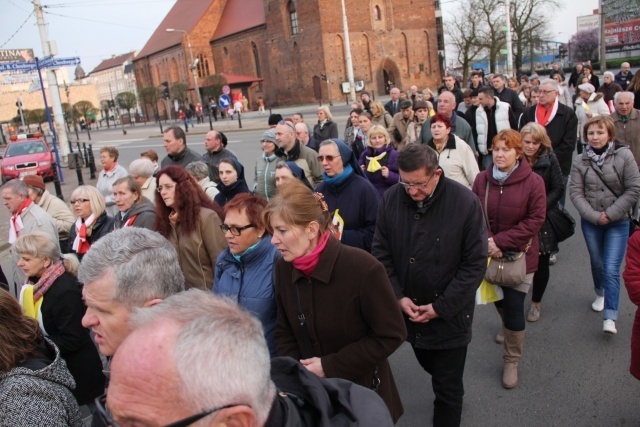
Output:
[412,345,468,427]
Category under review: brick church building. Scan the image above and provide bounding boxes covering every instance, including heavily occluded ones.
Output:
[133,0,442,112]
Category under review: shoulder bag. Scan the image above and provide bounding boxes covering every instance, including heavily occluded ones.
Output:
[546,207,575,242]
[483,181,529,287]
[589,163,638,236]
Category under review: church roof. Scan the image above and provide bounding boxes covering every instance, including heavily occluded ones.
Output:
[89,52,134,75]
[211,0,265,41]
[137,0,215,59]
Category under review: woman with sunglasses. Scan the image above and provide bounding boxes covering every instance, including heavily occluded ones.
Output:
[316,139,380,252]
[0,288,83,426]
[263,181,406,422]
[67,185,115,261]
[155,166,226,290]
[213,194,279,357]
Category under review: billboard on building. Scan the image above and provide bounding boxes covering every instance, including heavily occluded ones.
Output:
[604,0,640,54]
[0,49,35,63]
[577,15,600,33]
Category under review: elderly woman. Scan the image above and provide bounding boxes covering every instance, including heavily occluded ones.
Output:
[426,113,479,189]
[215,158,251,208]
[472,129,546,389]
[575,83,610,153]
[358,125,399,197]
[15,232,105,406]
[275,161,314,190]
[313,105,339,142]
[370,100,393,128]
[552,73,573,106]
[155,166,226,290]
[263,180,406,422]
[316,139,380,252]
[520,123,565,322]
[67,185,114,260]
[112,176,156,230]
[213,194,279,357]
[96,146,128,216]
[129,158,157,203]
[254,129,283,201]
[185,160,218,201]
[0,289,83,426]
[570,116,640,335]
[23,174,74,251]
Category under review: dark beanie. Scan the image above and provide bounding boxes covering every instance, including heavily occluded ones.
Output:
[268,114,283,126]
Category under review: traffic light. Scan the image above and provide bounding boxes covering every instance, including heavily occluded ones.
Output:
[558,44,568,58]
[161,81,170,100]
[108,99,116,108]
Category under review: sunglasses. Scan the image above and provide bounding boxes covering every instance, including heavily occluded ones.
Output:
[317,155,339,162]
[277,120,295,131]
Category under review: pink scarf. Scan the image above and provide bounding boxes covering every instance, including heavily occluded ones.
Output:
[9,198,32,243]
[28,260,66,301]
[292,232,331,276]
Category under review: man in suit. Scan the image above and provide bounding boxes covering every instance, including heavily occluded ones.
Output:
[385,88,401,116]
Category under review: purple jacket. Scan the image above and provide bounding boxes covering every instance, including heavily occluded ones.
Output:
[358,145,400,197]
[472,157,546,273]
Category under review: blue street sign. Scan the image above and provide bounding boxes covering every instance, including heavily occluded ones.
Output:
[0,56,80,72]
[219,94,231,109]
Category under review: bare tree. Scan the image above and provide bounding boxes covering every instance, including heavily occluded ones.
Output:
[476,0,506,73]
[445,0,486,83]
[510,0,559,71]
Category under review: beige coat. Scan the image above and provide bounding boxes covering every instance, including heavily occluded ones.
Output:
[37,190,74,241]
[140,176,156,205]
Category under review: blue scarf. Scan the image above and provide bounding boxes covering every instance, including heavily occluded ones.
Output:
[232,241,261,263]
[492,161,520,185]
[323,164,354,186]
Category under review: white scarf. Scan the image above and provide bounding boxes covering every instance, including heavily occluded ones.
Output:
[9,214,24,244]
[72,213,96,252]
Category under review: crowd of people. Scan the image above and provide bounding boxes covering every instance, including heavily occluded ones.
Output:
[1,62,640,427]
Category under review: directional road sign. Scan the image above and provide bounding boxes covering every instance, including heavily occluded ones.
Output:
[219,94,231,109]
[0,56,81,72]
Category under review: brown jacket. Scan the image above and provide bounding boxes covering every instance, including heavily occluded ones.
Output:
[274,236,406,422]
[168,208,226,290]
[611,109,640,167]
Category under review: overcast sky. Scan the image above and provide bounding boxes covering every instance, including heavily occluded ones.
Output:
[1,0,599,78]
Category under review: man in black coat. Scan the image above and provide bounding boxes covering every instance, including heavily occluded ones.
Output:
[372,144,487,427]
[443,73,464,105]
[384,88,401,116]
[615,62,634,90]
[493,74,524,117]
[519,78,578,208]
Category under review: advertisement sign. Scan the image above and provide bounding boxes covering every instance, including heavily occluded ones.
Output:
[0,49,34,63]
[604,0,640,54]
[577,15,600,33]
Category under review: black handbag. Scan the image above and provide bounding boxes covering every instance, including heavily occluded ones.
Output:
[546,207,575,242]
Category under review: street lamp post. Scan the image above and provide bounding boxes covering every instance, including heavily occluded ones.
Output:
[166,28,203,109]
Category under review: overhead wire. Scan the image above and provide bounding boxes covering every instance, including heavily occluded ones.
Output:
[0,11,35,49]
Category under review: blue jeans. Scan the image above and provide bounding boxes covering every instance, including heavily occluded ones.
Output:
[581,218,629,321]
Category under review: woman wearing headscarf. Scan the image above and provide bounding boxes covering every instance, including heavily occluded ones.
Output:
[274,161,314,190]
[15,232,105,406]
[316,138,380,252]
[214,158,251,208]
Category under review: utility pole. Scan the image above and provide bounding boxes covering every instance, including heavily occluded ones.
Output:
[16,97,26,129]
[166,29,203,108]
[340,0,356,103]
[599,0,606,73]
[504,0,514,77]
[33,0,70,163]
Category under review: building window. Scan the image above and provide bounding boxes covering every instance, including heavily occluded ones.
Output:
[288,1,299,35]
[252,43,262,78]
[374,5,381,20]
[197,53,209,78]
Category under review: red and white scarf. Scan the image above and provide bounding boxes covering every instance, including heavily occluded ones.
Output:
[72,214,96,254]
[9,198,33,243]
[535,98,559,127]
[123,215,137,228]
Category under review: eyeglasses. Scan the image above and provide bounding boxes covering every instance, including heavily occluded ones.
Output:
[277,120,295,131]
[157,184,176,192]
[70,198,90,204]
[540,89,557,95]
[317,155,339,162]
[220,223,255,236]
[399,173,435,191]
[94,394,249,427]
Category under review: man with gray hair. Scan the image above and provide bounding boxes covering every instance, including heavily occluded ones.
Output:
[612,92,640,166]
[599,71,623,105]
[79,227,185,358]
[520,78,578,208]
[102,290,394,427]
[2,179,58,289]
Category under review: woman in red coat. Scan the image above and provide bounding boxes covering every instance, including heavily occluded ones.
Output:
[472,129,546,389]
[263,180,407,422]
[622,231,640,380]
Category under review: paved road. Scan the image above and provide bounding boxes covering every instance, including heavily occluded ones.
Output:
[2,102,639,426]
